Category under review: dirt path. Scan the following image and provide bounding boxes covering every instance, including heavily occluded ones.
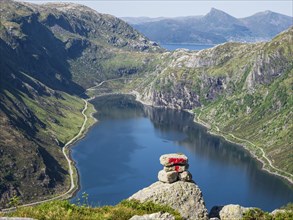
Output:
[2,78,134,212]
[1,99,89,212]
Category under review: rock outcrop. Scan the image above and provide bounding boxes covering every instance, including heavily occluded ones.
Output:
[129,212,175,220]
[209,204,253,220]
[129,153,208,219]
[129,181,208,220]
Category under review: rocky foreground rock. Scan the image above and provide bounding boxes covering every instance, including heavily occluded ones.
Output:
[129,212,175,220]
[129,181,209,220]
[209,204,254,220]
[129,153,208,219]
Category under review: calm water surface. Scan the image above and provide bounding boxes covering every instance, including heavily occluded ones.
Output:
[161,43,214,51]
[71,95,293,211]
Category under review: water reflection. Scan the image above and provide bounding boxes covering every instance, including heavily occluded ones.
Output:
[71,95,293,211]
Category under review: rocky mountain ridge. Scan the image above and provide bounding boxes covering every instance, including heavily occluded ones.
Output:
[123,8,293,44]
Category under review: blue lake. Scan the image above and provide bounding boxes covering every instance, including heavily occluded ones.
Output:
[160,43,215,51]
[71,95,293,211]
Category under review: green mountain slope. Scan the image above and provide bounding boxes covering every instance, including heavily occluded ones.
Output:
[132,28,293,179]
[0,0,161,207]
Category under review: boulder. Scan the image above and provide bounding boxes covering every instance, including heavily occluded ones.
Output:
[129,212,175,220]
[128,181,208,220]
[164,164,189,172]
[158,170,178,183]
[160,154,188,166]
[271,209,288,215]
[178,171,192,182]
[209,204,253,220]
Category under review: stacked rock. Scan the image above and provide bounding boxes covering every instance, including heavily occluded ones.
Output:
[158,153,192,183]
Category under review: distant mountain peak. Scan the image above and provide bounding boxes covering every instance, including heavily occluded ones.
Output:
[204,7,241,26]
[205,7,239,21]
[210,7,224,13]
[208,8,232,16]
[247,10,292,18]
[264,10,273,14]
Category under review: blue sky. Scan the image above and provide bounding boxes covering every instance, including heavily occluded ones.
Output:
[23,1,293,18]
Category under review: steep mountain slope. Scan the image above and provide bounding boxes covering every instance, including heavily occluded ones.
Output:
[0,0,161,208]
[131,28,293,179]
[197,8,252,41]
[127,8,292,44]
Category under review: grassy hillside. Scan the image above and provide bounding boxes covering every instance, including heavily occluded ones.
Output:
[196,29,293,177]
[0,70,96,207]
[0,200,182,220]
[1,200,292,220]
[0,0,160,207]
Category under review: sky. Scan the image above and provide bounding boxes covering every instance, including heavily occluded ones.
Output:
[22,0,293,18]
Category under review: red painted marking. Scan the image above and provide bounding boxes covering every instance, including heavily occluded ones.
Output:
[168,158,186,164]
[175,166,180,172]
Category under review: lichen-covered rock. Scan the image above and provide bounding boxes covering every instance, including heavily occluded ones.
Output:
[271,209,287,215]
[209,204,253,220]
[128,181,208,220]
[129,212,175,220]
[164,164,189,172]
[178,171,192,182]
[220,205,251,220]
[160,154,188,166]
[158,170,178,183]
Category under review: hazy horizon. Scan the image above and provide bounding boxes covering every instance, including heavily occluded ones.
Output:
[22,0,293,18]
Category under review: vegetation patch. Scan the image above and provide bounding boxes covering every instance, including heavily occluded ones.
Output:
[242,204,293,220]
[1,199,183,220]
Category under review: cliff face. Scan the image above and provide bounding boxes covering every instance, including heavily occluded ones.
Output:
[139,29,292,109]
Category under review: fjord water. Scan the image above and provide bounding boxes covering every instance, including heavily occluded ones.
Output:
[71,95,293,211]
[161,43,214,51]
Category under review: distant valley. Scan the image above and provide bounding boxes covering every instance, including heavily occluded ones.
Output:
[122,8,293,44]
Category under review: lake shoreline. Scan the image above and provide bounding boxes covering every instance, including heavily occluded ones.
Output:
[69,91,292,207]
[193,114,293,186]
[68,92,292,211]
[130,92,293,186]
[160,43,215,51]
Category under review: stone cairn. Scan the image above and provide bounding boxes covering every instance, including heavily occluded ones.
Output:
[158,153,192,183]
